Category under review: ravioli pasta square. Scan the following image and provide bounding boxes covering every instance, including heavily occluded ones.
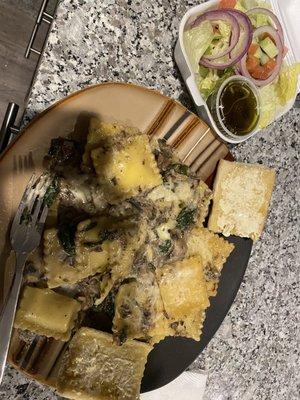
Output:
[57,327,151,400]
[44,228,81,288]
[187,227,234,297]
[44,227,110,288]
[14,286,80,341]
[44,216,138,288]
[94,219,148,306]
[82,119,139,167]
[76,217,120,270]
[173,310,206,341]
[91,134,162,198]
[113,271,171,342]
[156,257,210,341]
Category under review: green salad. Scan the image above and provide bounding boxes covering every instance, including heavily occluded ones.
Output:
[184,0,300,129]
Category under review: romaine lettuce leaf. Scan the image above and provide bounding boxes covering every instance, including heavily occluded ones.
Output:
[218,20,231,39]
[258,84,277,128]
[197,67,234,100]
[259,63,300,128]
[236,0,270,10]
[204,21,231,58]
[235,0,271,27]
[234,1,247,13]
[184,21,214,73]
[276,63,300,106]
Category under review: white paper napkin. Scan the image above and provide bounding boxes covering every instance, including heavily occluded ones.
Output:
[140,371,207,400]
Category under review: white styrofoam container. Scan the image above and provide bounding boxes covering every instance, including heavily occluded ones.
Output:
[174,0,300,144]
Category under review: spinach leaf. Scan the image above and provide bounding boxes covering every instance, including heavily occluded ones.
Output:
[169,163,189,176]
[44,176,60,207]
[20,206,32,224]
[58,223,76,256]
[148,263,156,273]
[82,229,117,249]
[48,137,81,167]
[159,239,172,255]
[57,205,89,257]
[176,207,197,231]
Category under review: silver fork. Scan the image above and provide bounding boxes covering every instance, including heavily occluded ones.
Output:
[0,174,50,383]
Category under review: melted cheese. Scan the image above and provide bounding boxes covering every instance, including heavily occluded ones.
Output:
[82,119,139,167]
[91,134,162,198]
[113,271,171,341]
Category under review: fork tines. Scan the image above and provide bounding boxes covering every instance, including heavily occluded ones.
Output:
[10,174,52,234]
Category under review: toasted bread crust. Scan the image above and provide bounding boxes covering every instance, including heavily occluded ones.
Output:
[208,160,275,241]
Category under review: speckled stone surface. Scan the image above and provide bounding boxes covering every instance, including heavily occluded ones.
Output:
[2,0,299,399]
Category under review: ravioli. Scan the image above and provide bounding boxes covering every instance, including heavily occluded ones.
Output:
[82,119,139,168]
[156,257,209,341]
[57,328,151,400]
[91,134,162,199]
[44,216,146,289]
[15,121,241,399]
[93,218,148,306]
[44,227,110,288]
[113,271,171,343]
[14,286,80,341]
[187,227,234,297]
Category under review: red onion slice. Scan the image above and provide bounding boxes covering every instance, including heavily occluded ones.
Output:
[247,7,284,44]
[199,9,252,70]
[234,64,242,75]
[228,9,253,57]
[239,26,283,87]
[192,10,240,61]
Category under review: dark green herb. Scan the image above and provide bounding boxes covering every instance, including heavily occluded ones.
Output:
[128,198,143,211]
[20,206,32,224]
[159,239,172,255]
[57,205,89,257]
[83,221,97,231]
[44,176,60,207]
[24,261,36,275]
[176,207,197,231]
[148,263,156,273]
[169,163,189,176]
[48,137,81,167]
[58,223,76,256]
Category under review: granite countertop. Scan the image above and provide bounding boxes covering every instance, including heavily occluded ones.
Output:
[1,0,299,399]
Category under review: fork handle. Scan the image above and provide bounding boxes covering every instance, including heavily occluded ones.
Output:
[0,252,27,383]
